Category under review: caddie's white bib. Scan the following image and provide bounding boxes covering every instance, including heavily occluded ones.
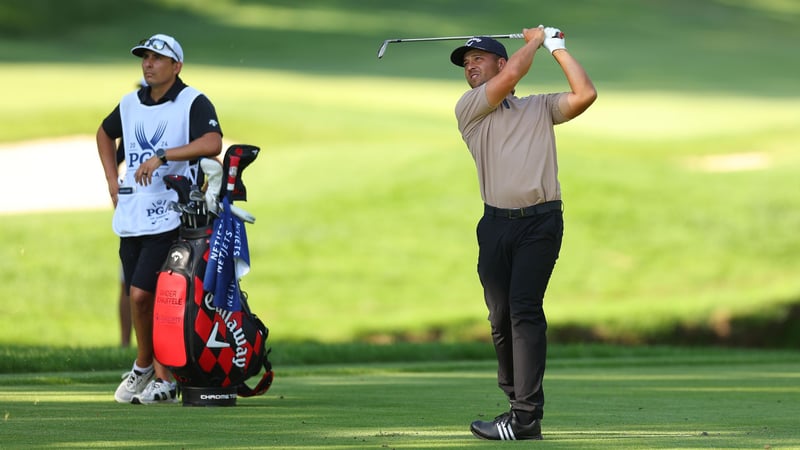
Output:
[113,87,201,237]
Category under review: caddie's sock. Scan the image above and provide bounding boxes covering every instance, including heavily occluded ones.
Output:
[133,363,153,375]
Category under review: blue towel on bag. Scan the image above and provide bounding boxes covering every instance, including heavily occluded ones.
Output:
[204,197,250,311]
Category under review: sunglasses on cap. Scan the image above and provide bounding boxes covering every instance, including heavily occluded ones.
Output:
[138,38,178,59]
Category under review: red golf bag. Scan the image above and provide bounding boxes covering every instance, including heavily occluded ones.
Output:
[153,145,272,406]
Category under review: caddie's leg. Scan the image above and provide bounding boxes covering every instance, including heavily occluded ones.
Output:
[130,286,173,382]
[130,286,155,369]
[119,271,131,347]
[128,229,179,381]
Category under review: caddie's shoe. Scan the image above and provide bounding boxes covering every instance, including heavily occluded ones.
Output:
[131,378,178,404]
[470,410,543,440]
[114,368,154,403]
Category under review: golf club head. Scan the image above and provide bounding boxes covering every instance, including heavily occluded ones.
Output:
[189,190,205,202]
[180,203,197,229]
[166,201,182,213]
[163,174,192,204]
[377,40,390,59]
[221,144,260,201]
[167,200,188,227]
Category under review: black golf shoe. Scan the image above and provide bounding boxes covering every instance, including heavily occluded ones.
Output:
[470,410,542,440]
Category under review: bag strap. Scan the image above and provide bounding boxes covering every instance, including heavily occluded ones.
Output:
[237,348,274,397]
[234,294,274,398]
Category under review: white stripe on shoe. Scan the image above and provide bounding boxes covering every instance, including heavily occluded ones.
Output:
[496,422,516,440]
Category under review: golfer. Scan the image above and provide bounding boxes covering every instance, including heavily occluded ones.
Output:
[451,26,596,439]
[96,33,222,404]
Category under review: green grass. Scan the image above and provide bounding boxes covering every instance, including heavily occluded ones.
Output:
[1,0,799,348]
[2,347,800,449]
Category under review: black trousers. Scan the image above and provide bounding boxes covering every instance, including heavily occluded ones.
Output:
[476,204,563,420]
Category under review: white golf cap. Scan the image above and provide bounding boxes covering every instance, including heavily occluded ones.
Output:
[131,33,184,62]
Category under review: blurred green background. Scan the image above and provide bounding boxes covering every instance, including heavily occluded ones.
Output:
[1,0,798,348]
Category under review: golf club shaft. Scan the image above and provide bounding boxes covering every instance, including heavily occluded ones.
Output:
[377,33,524,59]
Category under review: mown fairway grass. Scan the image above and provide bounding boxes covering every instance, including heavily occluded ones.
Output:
[2,347,800,449]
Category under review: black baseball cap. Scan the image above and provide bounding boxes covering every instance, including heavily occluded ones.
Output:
[450,36,508,67]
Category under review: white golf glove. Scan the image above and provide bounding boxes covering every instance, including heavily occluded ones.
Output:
[542,26,566,54]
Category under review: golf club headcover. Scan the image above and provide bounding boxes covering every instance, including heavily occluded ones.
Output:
[542,26,566,54]
[164,174,193,204]
[200,158,223,215]
[220,144,260,202]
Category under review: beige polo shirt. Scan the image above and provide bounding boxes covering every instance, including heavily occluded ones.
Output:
[456,84,567,209]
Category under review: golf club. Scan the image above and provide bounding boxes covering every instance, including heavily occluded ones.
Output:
[189,189,206,227]
[230,204,256,224]
[167,201,186,227]
[181,203,197,229]
[377,33,523,59]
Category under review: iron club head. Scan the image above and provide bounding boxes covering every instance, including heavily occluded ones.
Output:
[377,39,390,59]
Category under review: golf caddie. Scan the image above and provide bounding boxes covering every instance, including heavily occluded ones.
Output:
[451,26,596,439]
[96,33,223,404]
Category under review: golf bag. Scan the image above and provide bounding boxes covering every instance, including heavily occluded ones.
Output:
[153,144,272,406]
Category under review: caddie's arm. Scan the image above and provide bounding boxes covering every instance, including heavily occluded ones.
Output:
[159,131,222,162]
[542,27,597,120]
[134,131,222,186]
[96,125,120,207]
[484,27,545,107]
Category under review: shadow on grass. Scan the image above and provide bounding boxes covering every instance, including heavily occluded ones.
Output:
[551,298,800,348]
[353,297,800,349]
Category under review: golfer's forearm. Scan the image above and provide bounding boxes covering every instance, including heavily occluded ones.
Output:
[505,44,538,80]
[554,50,597,118]
[486,41,539,105]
